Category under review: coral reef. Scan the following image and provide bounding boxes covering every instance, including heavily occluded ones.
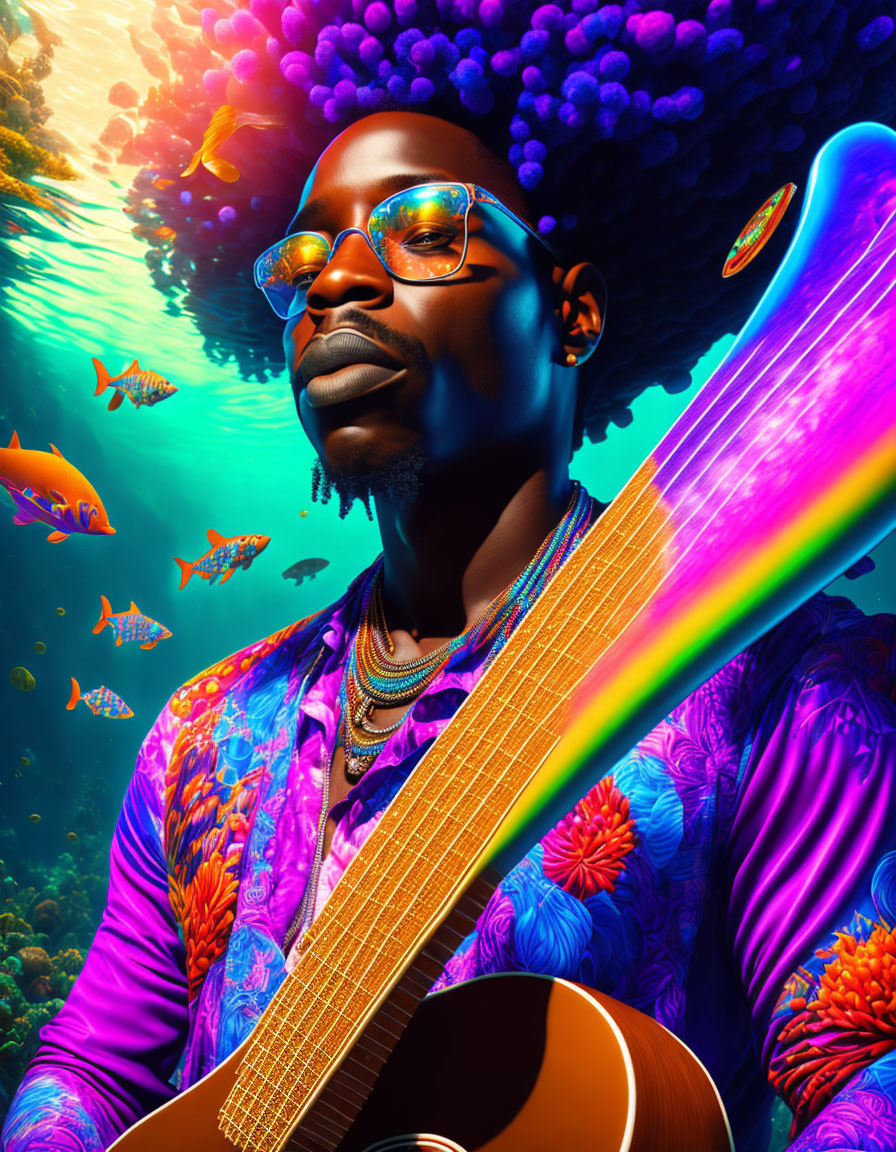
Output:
[112,0,896,439]
[0,0,76,217]
[0,852,107,1122]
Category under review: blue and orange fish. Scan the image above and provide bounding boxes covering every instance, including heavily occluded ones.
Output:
[174,528,270,589]
[66,677,133,719]
[92,357,178,411]
[93,595,172,649]
[0,430,115,542]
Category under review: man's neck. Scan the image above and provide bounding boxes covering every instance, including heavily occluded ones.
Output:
[373,452,574,649]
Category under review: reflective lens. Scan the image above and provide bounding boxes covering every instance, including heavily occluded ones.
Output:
[254,183,472,319]
[254,232,330,318]
[369,183,469,279]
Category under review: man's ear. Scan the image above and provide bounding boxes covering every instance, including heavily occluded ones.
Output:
[552,262,607,366]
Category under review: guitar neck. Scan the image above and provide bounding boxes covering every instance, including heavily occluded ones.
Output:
[220,122,896,1152]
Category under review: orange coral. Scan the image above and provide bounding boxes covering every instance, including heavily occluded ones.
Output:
[772,923,896,1133]
[170,853,239,1001]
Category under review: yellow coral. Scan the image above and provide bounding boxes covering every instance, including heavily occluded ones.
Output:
[0,125,75,214]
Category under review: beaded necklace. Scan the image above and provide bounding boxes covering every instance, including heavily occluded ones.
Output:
[339,483,597,781]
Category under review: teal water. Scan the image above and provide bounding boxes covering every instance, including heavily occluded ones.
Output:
[1,87,894,1136]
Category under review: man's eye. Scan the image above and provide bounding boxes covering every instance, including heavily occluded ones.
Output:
[403,227,457,249]
[290,268,323,288]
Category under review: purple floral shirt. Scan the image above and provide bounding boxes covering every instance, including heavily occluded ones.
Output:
[3,552,896,1152]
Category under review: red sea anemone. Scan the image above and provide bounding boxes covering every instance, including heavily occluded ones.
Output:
[772,922,896,1134]
[541,775,636,901]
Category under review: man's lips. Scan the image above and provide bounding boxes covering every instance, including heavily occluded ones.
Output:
[303,363,406,408]
[298,329,404,388]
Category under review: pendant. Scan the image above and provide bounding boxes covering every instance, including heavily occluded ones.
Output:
[345,752,376,781]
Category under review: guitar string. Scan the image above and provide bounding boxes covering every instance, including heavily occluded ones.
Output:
[225,220,893,1147]
[227,207,896,1139]
[229,207,893,1142]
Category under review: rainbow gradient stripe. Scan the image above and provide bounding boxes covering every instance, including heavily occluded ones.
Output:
[489,122,896,870]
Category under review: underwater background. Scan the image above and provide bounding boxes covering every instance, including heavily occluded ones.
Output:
[0,0,893,1136]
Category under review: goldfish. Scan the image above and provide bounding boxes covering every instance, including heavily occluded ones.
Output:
[182,105,283,183]
[66,677,133,719]
[92,357,177,411]
[153,226,177,241]
[174,528,270,589]
[0,431,115,542]
[151,177,175,190]
[282,557,329,586]
[93,595,172,649]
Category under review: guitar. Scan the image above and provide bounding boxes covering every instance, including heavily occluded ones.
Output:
[111,121,896,1152]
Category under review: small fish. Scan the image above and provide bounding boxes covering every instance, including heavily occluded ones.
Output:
[93,594,172,649]
[33,641,46,654]
[29,813,41,824]
[182,105,284,183]
[66,831,78,842]
[174,529,270,589]
[66,676,134,719]
[92,357,177,411]
[282,557,329,586]
[56,606,65,616]
[0,430,115,542]
[299,510,309,518]
[151,177,175,190]
[153,226,177,241]
[19,756,29,768]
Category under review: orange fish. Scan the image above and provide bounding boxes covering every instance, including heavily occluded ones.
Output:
[151,177,175,190]
[93,595,173,649]
[153,226,177,241]
[182,105,283,183]
[67,676,133,719]
[92,357,177,410]
[174,528,270,589]
[0,431,115,542]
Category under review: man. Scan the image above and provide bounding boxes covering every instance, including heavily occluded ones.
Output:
[3,107,896,1152]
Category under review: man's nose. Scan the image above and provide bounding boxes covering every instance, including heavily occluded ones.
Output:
[305,230,392,313]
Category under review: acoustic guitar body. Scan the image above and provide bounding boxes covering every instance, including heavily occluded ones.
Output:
[111,974,732,1152]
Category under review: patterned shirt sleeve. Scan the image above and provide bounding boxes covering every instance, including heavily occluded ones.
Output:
[1,706,190,1152]
[724,603,896,1150]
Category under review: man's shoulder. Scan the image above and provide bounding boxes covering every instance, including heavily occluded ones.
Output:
[166,589,351,724]
[743,587,896,725]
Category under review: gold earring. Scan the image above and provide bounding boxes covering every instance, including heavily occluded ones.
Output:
[565,352,578,367]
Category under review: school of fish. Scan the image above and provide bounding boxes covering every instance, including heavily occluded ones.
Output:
[4,355,276,737]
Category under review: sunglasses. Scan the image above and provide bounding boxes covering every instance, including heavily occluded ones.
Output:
[253,181,562,320]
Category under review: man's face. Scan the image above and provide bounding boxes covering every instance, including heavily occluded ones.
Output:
[283,111,571,494]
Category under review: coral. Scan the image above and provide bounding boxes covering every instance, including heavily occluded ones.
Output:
[772,919,896,1135]
[0,855,106,1124]
[8,947,51,984]
[28,900,60,936]
[0,0,76,217]
[541,774,637,899]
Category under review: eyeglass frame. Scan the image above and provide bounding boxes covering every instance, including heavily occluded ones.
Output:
[253,180,566,320]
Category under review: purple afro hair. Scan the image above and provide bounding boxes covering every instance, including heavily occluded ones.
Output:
[122,0,896,446]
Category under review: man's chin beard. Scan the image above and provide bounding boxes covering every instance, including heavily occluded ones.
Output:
[310,446,427,520]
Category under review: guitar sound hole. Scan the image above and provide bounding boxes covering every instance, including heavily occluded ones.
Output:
[361,1136,467,1152]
